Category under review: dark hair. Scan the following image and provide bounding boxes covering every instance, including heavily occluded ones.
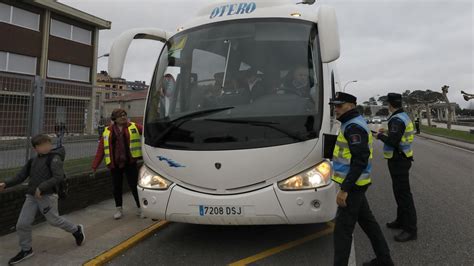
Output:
[31,134,52,147]
[111,108,127,121]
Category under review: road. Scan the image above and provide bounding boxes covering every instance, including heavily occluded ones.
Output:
[109,134,474,265]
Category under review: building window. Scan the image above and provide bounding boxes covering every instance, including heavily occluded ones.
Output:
[105,93,110,99]
[105,84,110,88]
[0,3,40,31]
[112,85,117,89]
[50,18,92,45]
[119,86,123,89]
[47,60,90,82]
[0,51,37,75]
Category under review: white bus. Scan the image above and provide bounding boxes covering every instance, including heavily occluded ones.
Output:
[107,0,342,225]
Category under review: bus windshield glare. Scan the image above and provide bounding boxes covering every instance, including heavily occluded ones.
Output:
[145,19,323,150]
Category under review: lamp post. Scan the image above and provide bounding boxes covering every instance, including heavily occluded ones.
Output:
[343,80,357,92]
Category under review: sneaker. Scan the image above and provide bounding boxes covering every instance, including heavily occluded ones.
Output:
[114,207,123,220]
[73,224,85,246]
[136,207,146,219]
[8,249,34,265]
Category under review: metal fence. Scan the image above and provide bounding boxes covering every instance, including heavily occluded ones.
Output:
[0,72,104,181]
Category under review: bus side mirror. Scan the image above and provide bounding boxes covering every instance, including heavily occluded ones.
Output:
[318,6,340,63]
[108,28,172,78]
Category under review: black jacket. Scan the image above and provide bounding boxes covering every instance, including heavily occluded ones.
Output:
[378,108,413,160]
[5,147,65,195]
[337,109,371,192]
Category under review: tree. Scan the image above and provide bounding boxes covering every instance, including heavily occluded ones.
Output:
[441,85,453,129]
[356,105,364,115]
[405,90,444,127]
[368,97,378,106]
[364,106,372,117]
[376,108,389,116]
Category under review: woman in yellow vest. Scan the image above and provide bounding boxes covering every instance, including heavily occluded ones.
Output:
[92,109,144,220]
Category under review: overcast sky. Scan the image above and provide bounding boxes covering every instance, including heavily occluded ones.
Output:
[61,0,473,108]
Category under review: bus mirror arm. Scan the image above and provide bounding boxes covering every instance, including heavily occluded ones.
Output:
[108,28,172,78]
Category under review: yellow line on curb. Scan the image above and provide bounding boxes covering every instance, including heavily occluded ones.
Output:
[228,222,335,266]
[83,220,170,266]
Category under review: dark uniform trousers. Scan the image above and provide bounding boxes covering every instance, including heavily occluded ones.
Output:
[334,187,392,266]
[388,158,417,234]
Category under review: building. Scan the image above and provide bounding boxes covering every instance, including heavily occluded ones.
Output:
[127,80,149,91]
[96,70,127,94]
[0,0,111,136]
[103,90,148,124]
[94,71,150,127]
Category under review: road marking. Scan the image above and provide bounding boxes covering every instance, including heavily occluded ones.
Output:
[228,222,335,266]
[83,220,169,266]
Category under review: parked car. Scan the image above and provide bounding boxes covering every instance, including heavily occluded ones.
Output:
[372,116,382,124]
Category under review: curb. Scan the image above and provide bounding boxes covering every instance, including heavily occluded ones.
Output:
[416,134,474,151]
[83,220,170,266]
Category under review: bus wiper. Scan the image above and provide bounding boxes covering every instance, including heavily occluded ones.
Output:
[152,107,235,145]
[204,118,306,141]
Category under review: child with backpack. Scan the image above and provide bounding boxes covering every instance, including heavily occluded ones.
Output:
[0,134,85,265]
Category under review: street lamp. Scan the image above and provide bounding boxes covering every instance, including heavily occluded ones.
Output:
[343,80,357,92]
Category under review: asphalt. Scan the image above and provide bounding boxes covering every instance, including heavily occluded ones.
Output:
[109,129,474,265]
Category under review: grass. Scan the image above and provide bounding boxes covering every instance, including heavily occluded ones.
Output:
[421,125,474,144]
[0,156,105,183]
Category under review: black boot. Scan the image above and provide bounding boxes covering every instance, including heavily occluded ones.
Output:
[394,231,417,242]
[386,220,402,229]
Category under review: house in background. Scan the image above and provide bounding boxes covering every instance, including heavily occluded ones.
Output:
[0,0,111,136]
[103,90,148,125]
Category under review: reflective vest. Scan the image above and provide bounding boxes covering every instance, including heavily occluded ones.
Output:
[103,123,142,166]
[383,112,414,159]
[332,115,373,187]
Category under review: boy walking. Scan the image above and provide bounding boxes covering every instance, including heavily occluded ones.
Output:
[0,134,85,265]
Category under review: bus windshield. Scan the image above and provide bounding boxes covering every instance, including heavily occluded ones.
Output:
[145,19,323,151]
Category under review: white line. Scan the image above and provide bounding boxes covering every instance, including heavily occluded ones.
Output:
[348,236,356,266]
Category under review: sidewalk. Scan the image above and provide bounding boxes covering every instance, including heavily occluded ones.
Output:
[417,133,474,151]
[421,119,473,132]
[0,193,155,266]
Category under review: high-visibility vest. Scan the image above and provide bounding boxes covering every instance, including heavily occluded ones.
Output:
[103,123,142,166]
[332,115,373,187]
[383,112,414,159]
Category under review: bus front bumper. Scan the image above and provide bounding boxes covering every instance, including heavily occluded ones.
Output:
[138,181,337,225]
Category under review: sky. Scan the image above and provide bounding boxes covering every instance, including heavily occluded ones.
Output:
[60,0,473,108]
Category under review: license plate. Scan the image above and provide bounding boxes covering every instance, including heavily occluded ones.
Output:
[199,205,244,216]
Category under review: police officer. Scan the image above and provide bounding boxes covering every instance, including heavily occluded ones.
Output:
[330,92,393,266]
[373,93,417,242]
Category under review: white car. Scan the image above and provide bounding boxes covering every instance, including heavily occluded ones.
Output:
[372,116,382,124]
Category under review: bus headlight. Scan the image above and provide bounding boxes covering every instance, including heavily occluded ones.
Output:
[278,160,332,191]
[138,165,172,190]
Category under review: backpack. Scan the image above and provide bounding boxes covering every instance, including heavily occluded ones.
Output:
[27,152,69,200]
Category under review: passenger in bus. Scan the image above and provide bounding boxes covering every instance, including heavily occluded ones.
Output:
[240,68,265,102]
[282,65,313,97]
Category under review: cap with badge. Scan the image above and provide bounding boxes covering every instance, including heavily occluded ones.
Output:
[387,93,402,105]
[329,92,357,105]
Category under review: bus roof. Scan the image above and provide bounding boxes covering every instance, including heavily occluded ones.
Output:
[178,1,320,34]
